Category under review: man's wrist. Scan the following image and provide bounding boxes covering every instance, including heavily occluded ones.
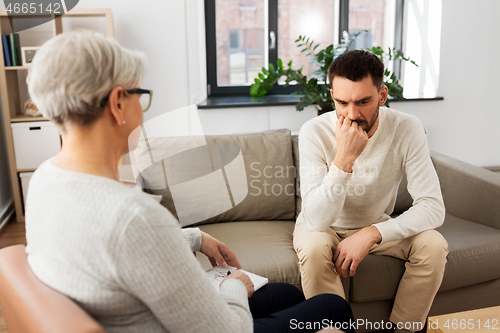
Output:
[366,226,382,244]
[333,156,354,173]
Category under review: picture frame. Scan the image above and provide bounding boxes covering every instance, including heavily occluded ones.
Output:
[21,47,40,66]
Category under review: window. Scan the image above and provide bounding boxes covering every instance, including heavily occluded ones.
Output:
[214,2,266,86]
[348,0,397,50]
[276,0,337,81]
[205,0,406,96]
[401,0,442,98]
[223,29,265,85]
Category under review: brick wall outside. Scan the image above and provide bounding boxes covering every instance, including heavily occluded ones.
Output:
[349,0,386,48]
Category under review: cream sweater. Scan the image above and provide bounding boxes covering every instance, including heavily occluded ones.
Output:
[25,160,252,333]
[296,107,445,243]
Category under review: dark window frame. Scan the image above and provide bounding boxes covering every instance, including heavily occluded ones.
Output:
[205,0,405,97]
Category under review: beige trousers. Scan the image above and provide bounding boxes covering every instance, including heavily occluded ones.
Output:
[293,223,448,327]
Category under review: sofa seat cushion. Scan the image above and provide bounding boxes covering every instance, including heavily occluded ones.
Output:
[437,214,500,292]
[195,221,301,288]
[349,213,500,303]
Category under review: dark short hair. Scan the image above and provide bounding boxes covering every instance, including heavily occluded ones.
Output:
[328,50,384,90]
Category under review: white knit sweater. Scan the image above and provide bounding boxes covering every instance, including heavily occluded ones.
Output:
[296,107,445,243]
[25,160,252,333]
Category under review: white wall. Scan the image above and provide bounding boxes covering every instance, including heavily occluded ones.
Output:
[197,105,317,135]
[395,0,500,167]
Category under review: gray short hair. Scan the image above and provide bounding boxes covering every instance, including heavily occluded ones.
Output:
[27,29,147,127]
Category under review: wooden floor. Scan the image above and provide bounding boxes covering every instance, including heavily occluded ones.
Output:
[0,219,26,249]
[0,217,27,333]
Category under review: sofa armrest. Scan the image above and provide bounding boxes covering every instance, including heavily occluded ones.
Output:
[431,150,500,229]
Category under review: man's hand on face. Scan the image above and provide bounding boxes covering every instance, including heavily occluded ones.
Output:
[333,115,369,173]
[333,226,382,278]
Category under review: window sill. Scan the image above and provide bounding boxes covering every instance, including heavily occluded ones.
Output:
[197,95,444,109]
[198,95,301,109]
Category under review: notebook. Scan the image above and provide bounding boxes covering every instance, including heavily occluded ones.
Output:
[206,265,268,293]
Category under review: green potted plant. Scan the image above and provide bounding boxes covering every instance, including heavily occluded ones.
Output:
[250,32,417,115]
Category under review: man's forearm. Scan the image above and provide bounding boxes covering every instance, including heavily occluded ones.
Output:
[373,197,444,244]
[300,162,352,232]
[333,155,355,173]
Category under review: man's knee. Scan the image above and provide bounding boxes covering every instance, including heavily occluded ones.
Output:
[411,230,448,265]
[294,229,335,264]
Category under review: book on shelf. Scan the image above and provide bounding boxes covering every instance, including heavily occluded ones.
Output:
[206,265,268,293]
[9,33,21,67]
[2,35,12,67]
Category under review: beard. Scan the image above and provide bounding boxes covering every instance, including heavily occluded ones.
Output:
[352,107,379,133]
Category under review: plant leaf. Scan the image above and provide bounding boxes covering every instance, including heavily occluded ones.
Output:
[248,33,417,109]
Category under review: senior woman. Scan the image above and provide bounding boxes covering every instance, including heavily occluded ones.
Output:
[24,30,353,333]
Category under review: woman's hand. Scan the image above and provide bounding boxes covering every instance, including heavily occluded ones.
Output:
[221,270,254,298]
[199,231,242,269]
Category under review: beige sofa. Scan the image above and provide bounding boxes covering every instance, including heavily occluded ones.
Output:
[129,128,500,331]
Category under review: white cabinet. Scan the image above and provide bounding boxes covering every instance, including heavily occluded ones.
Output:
[11,121,61,170]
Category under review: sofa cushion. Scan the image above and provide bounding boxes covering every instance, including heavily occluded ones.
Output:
[137,129,296,225]
[437,214,500,292]
[195,221,301,288]
[348,213,500,303]
[292,135,301,219]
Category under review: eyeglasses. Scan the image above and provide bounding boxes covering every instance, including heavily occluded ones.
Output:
[97,88,153,112]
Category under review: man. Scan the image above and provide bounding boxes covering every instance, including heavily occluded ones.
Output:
[293,50,448,332]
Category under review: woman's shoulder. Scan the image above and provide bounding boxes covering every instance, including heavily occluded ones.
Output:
[102,182,178,230]
[29,160,178,230]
